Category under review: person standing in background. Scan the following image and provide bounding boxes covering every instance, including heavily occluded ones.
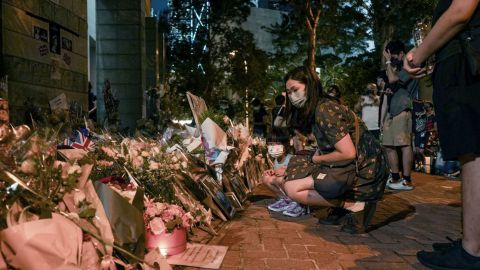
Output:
[404,0,480,268]
[355,83,381,140]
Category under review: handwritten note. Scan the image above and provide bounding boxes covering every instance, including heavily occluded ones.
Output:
[167,243,228,269]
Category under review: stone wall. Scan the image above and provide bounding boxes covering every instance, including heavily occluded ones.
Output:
[96,0,146,132]
[1,0,88,124]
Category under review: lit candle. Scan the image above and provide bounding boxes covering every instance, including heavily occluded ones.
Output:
[157,248,172,270]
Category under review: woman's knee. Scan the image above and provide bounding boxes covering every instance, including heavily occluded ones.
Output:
[283,181,298,198]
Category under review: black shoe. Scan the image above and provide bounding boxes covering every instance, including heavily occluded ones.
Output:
[340,202,377,234]
[318,207,349,225]
[417,242,480,269]
[432,237,461,252]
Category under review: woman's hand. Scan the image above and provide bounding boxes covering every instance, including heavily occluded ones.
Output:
[274,167,287,177]
[263,169,275,177]
[311,149,322,164]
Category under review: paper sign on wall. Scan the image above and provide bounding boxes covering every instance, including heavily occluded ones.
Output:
[49,93,68,112]
[33,26,48,42]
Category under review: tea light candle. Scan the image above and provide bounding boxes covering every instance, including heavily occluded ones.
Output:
[158,249,172,270]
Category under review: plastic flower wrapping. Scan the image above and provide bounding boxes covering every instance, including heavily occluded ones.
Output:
[0,92,269,269]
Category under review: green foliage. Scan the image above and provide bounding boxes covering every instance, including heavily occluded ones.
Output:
[267,0,438,107]
[267,0,371,70]
[134,170,181,205]
[198,110,229,131]
[369,0,439,63]
[166,0,271,115]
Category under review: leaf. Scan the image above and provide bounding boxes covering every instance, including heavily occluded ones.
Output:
[79,207,96,219]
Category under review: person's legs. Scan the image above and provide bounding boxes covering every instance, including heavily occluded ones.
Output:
[401,144,413,180]
[262,174,284,198]
[385,146,399,173]
[283,177,335,207]
[417,155,480,268]
[460,155,480,257]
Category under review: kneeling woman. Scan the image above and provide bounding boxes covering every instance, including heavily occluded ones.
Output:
[282,66,388,234]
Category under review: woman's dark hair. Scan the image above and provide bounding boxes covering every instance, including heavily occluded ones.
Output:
[267,131,289,146]
[274,94,285,106]
[283,66,322,132]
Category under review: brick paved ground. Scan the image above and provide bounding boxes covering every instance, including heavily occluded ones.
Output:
[184,172,462,270]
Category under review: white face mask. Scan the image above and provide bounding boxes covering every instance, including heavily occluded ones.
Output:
[288,90,307,108]
[268,145,284,159]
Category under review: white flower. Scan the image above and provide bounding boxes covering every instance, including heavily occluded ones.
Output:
[149,218,166,235]
[20,159,36,174]
[141,151,150,157]
[68,164,82,175]
[149,162,159,170]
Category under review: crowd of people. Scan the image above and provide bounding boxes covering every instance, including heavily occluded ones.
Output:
[256,1,480,267]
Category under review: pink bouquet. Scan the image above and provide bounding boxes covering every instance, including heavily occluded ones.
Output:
[144,199,193,235]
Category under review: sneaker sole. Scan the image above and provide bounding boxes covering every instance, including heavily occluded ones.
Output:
[387,184,414,191]
[282,211,306,217]
[268,206,291,212]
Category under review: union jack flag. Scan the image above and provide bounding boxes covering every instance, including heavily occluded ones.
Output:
[63,130,94,151]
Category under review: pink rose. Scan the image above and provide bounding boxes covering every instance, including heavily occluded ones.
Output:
[97,160,113,167]
[132,156,143,169]
[155,202,167,212]
[101,146,118,158]
[182,213,193,228]
[149,218,166,235]
[170,206,184,218]
[162,210,174,222]
[145,206,157,218]
[20,159,36,174]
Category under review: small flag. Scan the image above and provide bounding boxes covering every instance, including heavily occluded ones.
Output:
[71,130,94,151]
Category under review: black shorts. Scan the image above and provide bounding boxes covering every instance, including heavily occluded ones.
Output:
[433,54,480,160]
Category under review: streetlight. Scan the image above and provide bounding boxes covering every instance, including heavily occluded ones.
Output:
[229,50,249,130]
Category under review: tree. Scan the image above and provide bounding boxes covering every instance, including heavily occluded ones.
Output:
[267,0,371,79]
[369,0,438,65]
[305,1,321,74]
[166,0,270,118]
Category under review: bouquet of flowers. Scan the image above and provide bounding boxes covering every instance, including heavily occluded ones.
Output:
[144,199,193,235]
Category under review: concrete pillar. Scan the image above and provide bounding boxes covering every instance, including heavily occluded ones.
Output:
[145,17,158,91]
[96,0,146,133]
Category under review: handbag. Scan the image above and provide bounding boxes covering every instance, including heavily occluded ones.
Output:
[273,106,287,128]
[459,27,480,76]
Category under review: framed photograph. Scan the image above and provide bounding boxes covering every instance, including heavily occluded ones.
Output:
[199,176,235,219]
[225,192,243,211]
[229,175,249,203]
[244,160,260,190]
[62,37,72,51]
[49,23,61,55]
[33,26,48,42]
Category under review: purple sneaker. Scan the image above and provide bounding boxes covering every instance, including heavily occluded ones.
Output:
[282,202,308,217]
[268,197,292,212]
